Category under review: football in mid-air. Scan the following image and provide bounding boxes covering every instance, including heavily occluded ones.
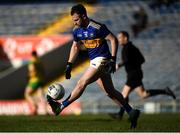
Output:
[47,83,65,100]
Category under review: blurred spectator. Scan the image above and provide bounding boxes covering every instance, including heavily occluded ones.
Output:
[24,50,47,115]
[131,7,148,38]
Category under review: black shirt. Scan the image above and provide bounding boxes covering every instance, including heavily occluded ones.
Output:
[122,42,145,73]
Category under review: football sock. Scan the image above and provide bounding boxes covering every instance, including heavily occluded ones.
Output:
[62,100,70,107]
[118,107,125,115]
[61,94,71,107]
[147,89,167,96]
[123,103,132,113]
[118,97,128,115]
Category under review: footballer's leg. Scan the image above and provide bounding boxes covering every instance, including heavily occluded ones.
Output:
[134,86,149,99]
[25,87,37,114]
[97,73,140,128]
[96,78,121,106]
[97,73,131,110]
[97,77,127,120]
[108,85,131,119]
[164,87,176,99]
[47,66,101,115]
[134,86,176,99]
[65,67,100,103]
[37,88,48,115]
[119,85,132,118]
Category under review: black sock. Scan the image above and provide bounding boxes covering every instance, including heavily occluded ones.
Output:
[123,103,132,114]
[147,89,167,97]
[118,107,125,115]
[119,97,129,115]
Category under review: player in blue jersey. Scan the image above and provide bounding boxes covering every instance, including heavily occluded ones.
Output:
[47,4,140,128]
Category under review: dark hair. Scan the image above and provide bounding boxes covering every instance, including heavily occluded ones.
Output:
[119,31,129,40]
[32,51,37,56]
[71,4,87,16]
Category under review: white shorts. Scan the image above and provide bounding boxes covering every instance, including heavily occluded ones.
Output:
[90,57,109,69]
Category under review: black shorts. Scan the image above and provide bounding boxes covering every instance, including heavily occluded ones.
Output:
[126,69,143,89]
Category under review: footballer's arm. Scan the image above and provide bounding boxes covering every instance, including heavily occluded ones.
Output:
[68,41,80,64]
[105,33,118,58]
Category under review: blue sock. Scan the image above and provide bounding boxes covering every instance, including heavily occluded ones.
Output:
[62,100,70,107]
[123,103,132,113]
[61,94,71,107]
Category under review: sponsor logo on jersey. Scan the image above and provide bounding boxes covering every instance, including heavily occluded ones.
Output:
[82,38,102,48]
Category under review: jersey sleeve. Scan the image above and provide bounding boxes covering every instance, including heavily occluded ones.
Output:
[99,24,111,38]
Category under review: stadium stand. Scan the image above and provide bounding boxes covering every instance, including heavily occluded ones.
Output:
[0,3,74,35]
[0,0,179,114]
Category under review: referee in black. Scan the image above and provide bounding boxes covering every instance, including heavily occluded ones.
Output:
[109,31,176,119]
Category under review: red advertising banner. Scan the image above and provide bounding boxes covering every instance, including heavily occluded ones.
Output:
[0,100,81,115]
[0,35,72,61]
[0,100,33,115]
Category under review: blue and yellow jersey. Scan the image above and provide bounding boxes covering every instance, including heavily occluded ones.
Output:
[73,19,111,60]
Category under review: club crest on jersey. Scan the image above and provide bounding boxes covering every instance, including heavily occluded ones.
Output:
[83,31,88,38]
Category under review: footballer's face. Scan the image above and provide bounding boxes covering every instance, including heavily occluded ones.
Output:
[72,13,85,27]
[117,33,128,46]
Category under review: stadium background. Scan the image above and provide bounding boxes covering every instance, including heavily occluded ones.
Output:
[0,0,179,117]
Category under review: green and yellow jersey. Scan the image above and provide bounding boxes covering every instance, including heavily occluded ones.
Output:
[27,57,45,90]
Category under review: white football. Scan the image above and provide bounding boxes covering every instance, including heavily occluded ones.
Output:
[47,83,65,100]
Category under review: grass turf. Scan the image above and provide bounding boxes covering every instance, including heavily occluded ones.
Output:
[0,113,179,132]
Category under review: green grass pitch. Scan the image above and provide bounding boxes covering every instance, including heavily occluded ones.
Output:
[0,113,179,132]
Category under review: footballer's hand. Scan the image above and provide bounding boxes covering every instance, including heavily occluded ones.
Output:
[106,56,116,74]
[65,62,72,79]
